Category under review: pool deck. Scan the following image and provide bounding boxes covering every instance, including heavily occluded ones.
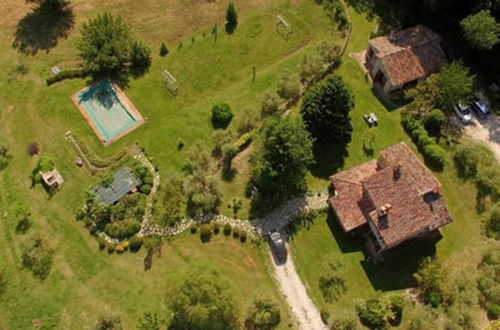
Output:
[71,80,145,147]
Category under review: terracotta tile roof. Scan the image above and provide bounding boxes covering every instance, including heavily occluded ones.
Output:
[329,142,453,249]
[368,25,447,86]
[329,160,378,231]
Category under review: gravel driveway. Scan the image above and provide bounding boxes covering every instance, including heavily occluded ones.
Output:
[463,115,500,162]
[269,248,327,330]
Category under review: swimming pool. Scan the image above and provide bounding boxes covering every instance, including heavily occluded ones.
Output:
[72,79,144,145]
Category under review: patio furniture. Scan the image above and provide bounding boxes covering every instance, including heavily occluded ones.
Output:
[363,113,379,127]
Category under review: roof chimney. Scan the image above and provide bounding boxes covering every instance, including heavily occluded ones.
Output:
[393,162,402,180]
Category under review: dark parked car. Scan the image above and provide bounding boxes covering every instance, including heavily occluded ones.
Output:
[269,230,287,260]
[471,99,491,118]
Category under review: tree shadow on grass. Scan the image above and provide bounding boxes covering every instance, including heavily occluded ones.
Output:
[309,141,349,180]
[13,1,74,55]
[324,210,441,291]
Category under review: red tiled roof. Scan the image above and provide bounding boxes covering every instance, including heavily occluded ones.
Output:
[329,160,378,232]
[329,142,453,249]
[368,25,447,86]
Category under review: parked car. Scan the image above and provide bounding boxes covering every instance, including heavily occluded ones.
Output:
[471,99,491,118]
[453,102,473,123]
[269,230,287,260]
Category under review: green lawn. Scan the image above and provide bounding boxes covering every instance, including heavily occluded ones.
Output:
[0,0,344,327]
[290,7,490,327]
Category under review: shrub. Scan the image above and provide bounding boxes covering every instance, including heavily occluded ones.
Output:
[27,142,39,156]
[234,133,253,151]
[330,318,358,330]
[414,257,442,306]
[143,175,154,185]
[140,184,152,194]
[320,309,330,324]
[318,261,346,302]
[454,141,495,179]
[211,102,233,129]
[222,143,238,161]
[225,2,238,34]
[104,220,141,239]
[199,223,213,242]
[95,314,122,330]
[388,294,404,326]
[477,165,500,199]
[115,244,125,253]
[190,223,199,234]
[277,75,301,101]
[15,208,32,234]
[21,238,54,280]
[46,69,86,86]
[107,243,116,253]
[223,223,232,236]
[240,231,247,243]
[245,299,281,330]
[210,224,219,235]
[232,228,240,239]
[424,109,446,136]
[159,42,169,56]
[129,236,143,252]
[236,107,258,135]
[0,271,6,296]
[261,92,280,118]
[97,237,107,250]
[356,298,394,329]
[486,203,500,239]
[422,144,446,169]
[488,303,500,319]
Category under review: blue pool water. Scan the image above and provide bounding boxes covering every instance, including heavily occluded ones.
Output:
[77,79,139,142]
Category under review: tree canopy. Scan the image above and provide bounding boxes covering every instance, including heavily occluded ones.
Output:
[435,62,475,111]
[460,10,500,50]
[169,266,237,330]
[251,116,314,202]
[300,74,354,145]
[77,13,151,83]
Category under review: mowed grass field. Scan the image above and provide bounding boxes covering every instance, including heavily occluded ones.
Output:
[290,8,491,327]
[0,0,342,328]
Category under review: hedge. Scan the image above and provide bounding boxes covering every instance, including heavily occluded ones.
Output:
[46,69,87,86]
[402,116,445,170]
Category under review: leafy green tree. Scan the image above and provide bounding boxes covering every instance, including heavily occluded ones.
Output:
[225,2,238,34]
[25,0,68,6]
[330,318,358,330]
[245,299,281,330]
[435,62,475,111]
[301,74,354,144]
[15,205,32,234]
[299,53,323,84]
[77,13,151,82]
[486,203,500,239]
[137,312,163,330]
[460,10,499,50]
[169,266,238,330]
[251,116,314,202]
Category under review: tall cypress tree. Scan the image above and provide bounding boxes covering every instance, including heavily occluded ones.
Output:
[225,2,238,34]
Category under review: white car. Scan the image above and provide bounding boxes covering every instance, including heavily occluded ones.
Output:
[453,102,473,123]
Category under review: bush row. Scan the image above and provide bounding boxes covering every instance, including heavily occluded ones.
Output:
[46,69,87,86]
[190,222,248,243]
[402,116,446,170]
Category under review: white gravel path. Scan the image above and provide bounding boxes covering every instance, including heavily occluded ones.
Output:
[270,248,327,330]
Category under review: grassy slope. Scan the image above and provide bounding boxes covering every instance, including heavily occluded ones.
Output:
[290,7,488,326]
[0,0,341,328]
